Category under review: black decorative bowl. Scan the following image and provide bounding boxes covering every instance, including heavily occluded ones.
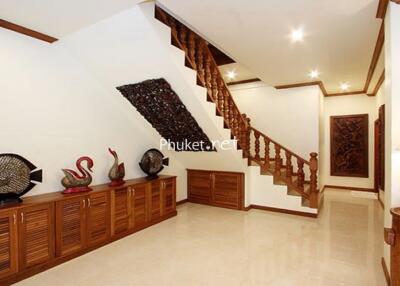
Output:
[139,149,169,179]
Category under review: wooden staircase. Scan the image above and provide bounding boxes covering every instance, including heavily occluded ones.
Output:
[155,6,321,210]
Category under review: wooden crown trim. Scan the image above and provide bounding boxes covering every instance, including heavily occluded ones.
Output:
[0,19,58,43]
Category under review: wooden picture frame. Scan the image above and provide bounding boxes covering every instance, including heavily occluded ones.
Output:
[330,114,369,177]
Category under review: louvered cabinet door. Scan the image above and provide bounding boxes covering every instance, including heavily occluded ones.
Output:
[213,173,244,209]
[0,210,18,279]
[161,178,176,215]
[87,192,110,246]
[149,181,161,222]
[18,203,54,270]
[55,197,87,257]
[110,188,131,237]
[131,184,149,230]
[187,170,212,204]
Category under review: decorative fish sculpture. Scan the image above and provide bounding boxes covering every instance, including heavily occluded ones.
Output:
[0,153,42,204]
[61,156,93,194]
[108,148,125,187]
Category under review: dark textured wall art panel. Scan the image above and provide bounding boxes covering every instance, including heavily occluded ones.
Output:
[117,78,214,152]
[330,114,369,177]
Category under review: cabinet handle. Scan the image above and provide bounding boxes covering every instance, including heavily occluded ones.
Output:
[83,199,86,208]
[87,198,91,208]
[13,213,16,225]
[131,188,135,196]
[20,213,24,223]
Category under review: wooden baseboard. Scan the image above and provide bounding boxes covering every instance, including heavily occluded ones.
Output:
[246,204,318,218]
[176,199,188,206]
[324,185,376,193]
[382,257,390,286]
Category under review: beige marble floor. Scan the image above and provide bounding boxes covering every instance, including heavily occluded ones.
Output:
[14,188,386,286]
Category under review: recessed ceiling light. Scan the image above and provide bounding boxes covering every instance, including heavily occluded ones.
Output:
[309,70,319,79]
[291,28,304,42]
[340,83,350,91]
[226,70,237,80]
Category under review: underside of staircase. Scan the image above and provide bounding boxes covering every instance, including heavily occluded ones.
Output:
[154,5,322,215]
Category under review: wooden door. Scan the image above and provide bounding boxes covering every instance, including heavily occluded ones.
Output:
[149,181,161,222]
[0,210,18,279]
[131,183,149,230]
[161,178,176,215]
[18,203,54,269]
[213,172,243,209]
[374,119,380,193]
[86,192,110,246]
[187,170,212,204]
[110,187,131,237]
[55,196,87,257]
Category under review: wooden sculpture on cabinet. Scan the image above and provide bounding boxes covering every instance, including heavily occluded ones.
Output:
[61,156,93,193]
[108,148,125,186]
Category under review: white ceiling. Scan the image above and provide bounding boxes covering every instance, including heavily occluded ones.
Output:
[0,0,142,38]
[158,0,383,93]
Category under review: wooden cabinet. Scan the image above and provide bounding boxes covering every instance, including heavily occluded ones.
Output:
[0,175,176,285]
[55,197,86,257]
[56,192,110,255]
[0,210,18,280]
[86,192,110,247]
[18,203,54,270]
[187,169,244,210]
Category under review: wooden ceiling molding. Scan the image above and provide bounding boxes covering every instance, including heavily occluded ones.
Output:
[367,70,385,96]
[0,19,58,43]
[227,78,261,86]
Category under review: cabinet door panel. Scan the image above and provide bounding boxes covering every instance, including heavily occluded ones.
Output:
[55,197,86,257]
[188,171,211,204]
[111,188,131,236]
[213,173,243,209]
[132,184,148,229]
[19,203,54,269]
[0,210,17,279]
[149,181,161,221]
[162,178,176,215]
[87,192,110,246]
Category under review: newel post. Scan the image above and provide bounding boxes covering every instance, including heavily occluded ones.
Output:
[309,152,318,209]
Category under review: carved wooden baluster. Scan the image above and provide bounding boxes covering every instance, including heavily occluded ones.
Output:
[309,153,318,208]
[223,90,230,123]
[228,98,234,128]
[264,137,270,169]
[254,130,261,161]
[205,56,212,97]
[217,78,225,114]
[197,42,205,84]
[211,67,218,102]
[274,144,282,176]
[179,24,188,52]
[245,117,251,158]
[297,159,305,190]
[188,32,197,69]
[285,151,293,182]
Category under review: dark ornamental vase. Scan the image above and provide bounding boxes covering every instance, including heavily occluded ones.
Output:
[139,149,169,179]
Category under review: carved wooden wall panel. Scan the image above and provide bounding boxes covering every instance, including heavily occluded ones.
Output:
[330,114,369,177]
[117,79,213,152]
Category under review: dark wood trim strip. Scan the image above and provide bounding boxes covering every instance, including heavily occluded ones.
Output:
[246,204,318,218]
[325,90,366,97]
[324,185,377,193]
[368,69,385,96]
[275,81,321,90]
[0,19,58,43]
[382,257,390,286]
[227,78,262,86]
[377,0,390,19]
[176,199,188,206]
[364,22,385,92]
[321,186,326,193]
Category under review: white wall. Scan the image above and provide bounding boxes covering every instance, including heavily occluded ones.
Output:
[0,6,189,200]
[322,94,376,189]
[383,2,400,269]
[230,82,320,160]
